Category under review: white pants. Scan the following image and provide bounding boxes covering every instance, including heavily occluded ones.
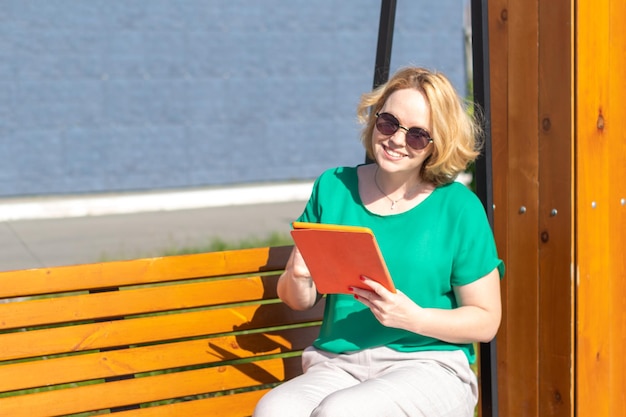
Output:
[253,346,478,417]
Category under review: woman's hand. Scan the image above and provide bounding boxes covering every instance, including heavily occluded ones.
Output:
[350,276,425,331]
[352,268,502,344]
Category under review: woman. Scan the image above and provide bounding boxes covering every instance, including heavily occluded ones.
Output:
[254,67,504,417]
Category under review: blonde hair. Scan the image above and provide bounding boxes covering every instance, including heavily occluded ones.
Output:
[357,67,483,186]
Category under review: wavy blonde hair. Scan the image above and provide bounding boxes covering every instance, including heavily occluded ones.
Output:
[357,67,483,186]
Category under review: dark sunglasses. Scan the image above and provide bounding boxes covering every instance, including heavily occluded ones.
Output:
[375,112,433,150]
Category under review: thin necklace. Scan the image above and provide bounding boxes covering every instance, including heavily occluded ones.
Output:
[373,166,422,210]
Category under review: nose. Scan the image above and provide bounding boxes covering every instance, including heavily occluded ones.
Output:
[388,126,409,146]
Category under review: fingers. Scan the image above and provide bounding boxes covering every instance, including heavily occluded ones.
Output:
[357,275,385,295]
[350,276,403,309]
[350,276,384,303]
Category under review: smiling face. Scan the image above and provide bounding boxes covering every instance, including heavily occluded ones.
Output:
[372,88,434,177]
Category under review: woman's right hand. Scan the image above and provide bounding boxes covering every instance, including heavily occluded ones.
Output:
[276,246,320,310]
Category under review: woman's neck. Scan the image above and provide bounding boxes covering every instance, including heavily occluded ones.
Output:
[373,166,426,210]
[374,166,423,199]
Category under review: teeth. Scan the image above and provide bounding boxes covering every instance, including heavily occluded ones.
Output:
[386,148,404,158]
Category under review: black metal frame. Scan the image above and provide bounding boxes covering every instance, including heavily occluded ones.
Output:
[366,0,397,164]
[470,1,498,416]
[372,0,397,90]
[371,1,497,416]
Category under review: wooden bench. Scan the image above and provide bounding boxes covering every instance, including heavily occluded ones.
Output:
[0,245,324,417]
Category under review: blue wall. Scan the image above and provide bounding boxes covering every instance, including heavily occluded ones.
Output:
[0,0,468,197]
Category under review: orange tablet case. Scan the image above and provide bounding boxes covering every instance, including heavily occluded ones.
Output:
[290,222,396,294]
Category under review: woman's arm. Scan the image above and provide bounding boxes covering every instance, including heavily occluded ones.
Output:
[277,246,321,311]
[352,267,502,343]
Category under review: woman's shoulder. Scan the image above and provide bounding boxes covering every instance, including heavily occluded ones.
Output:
[306,166,362,215]
[315,165,360,185]
[318,165,359,176]
[437,180,474,196]
[434,181,484,212]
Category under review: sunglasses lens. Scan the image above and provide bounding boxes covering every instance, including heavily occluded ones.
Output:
[375,113,399,136]
[406,128,431,150]
[376,112,432,150]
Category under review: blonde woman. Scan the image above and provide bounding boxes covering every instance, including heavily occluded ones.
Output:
[254,67,504,417]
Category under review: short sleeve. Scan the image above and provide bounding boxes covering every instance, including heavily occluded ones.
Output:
[450,195,504,286]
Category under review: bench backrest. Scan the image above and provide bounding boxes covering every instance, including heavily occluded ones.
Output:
[0,245,324,417]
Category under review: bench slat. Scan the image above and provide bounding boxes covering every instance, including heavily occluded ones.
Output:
[0,274,280,330]
[112,389,269,417]
[0,301,324,361]
[0,356,302,417]
[0,246,292,298]
[0,326,319,392]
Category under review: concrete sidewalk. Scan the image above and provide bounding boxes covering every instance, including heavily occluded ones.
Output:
[0,182,312,272]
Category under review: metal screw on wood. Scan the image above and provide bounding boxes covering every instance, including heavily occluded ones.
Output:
[551,209,558,217]
[519,206,526,214]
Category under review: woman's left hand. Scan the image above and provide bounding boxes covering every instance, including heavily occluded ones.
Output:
[350,276,426,331]
[353,268,502,344]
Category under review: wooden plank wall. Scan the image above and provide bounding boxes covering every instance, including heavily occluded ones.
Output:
[489,0,626,414]
[487,0,574,415]
[576,0,626,415]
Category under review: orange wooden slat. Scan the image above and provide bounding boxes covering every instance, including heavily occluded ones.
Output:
[0,274,279,330]
[576,0,626,415]
[536,0,574,416]
[605,1,626,412]
[500,0,541,416]
[0,301,325,361]
[0,326,319,392]
[111,389,269,417]
[576,0,612,415]
[0,356,302,417]
[0,246,292,299]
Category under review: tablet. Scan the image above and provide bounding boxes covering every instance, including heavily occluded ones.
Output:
[290,221,395,294]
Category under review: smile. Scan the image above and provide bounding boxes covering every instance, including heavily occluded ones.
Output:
[382,144,407,159]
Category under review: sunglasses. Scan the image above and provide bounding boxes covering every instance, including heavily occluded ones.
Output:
[375,112,433,150]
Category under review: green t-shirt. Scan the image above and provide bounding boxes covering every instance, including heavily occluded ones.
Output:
[298,166,504,363]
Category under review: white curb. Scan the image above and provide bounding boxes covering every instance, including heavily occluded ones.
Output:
[0,182,314,222]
